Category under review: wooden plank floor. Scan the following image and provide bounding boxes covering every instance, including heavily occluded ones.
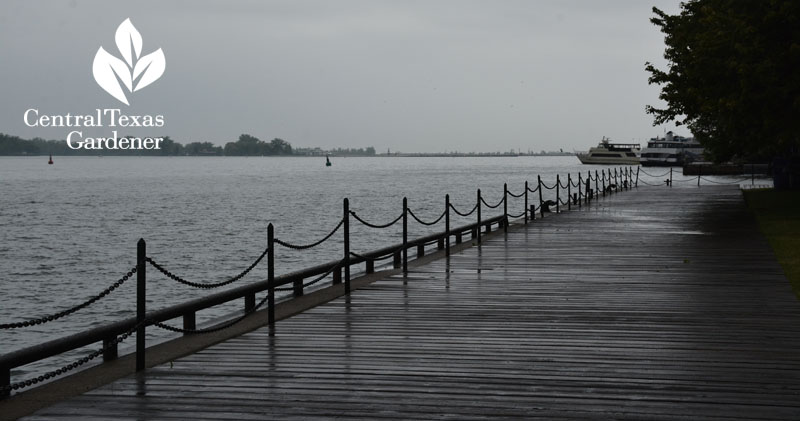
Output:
[23,186,800,420]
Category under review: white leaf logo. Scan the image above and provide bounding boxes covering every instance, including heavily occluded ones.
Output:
[93,18,165,105]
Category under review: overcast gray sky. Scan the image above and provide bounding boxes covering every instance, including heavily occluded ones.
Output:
[0,0,685,152]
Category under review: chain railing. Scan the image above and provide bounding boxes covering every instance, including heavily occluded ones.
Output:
[479,196,504,209]
[351,211,403,229]
[450,202,478,217]
[0,267,136,330]
[0,166,636,398]
[507,189,525,198]
[274,259,344,293]
[636,164,763,187]
[274,219,344,250]
[541,180,558,190]
[407,208,447,226]
[146,247,268,289]
[0,320,143,395]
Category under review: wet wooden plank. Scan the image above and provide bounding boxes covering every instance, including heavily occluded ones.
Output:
[22,186,800,420]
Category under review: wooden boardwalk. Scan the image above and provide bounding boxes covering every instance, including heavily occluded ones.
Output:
[22,186,800,420]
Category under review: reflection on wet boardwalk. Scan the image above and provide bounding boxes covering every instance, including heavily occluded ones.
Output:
[24,186,800,420]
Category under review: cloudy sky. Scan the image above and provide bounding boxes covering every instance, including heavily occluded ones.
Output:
[0,0,685,152]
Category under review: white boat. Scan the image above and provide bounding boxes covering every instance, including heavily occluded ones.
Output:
[640,131,704,166]
[576,137,640,165]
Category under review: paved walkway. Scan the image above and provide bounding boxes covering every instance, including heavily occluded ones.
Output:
[22,186,800,420]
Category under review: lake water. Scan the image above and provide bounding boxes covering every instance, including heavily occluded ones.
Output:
[0,155,765,382]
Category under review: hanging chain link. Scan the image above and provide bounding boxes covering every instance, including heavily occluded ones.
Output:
[0,266,137,330]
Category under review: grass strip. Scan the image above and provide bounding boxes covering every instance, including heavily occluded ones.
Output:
[743,188,800,299]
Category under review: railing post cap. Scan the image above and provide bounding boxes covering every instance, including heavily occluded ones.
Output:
[137,238,145,246]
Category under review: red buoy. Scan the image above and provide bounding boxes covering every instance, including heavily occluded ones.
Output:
[48,154,53,165]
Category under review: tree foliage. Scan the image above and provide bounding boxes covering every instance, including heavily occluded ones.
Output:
[0,133,189,156]
[645,0,800,162]
[223,134,293,156]
[1,132,374,158]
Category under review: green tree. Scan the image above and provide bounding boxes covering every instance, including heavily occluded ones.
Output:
[224,141,240,156]
[270,138,292,155]
[645,1,800,167]
[185,142,222,155]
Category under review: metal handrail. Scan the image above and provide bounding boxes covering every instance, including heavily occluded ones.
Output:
[1,167,633,396]
[0,215,506,374]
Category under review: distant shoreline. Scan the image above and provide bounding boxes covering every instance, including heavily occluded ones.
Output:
[2,153,576,158]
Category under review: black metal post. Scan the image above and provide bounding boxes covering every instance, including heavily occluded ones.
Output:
[343,198,350,294]
[624,167,628,189]
[1,366,9,399]
[445,194,450,257]
[537,175,544,218]
[602,170,606,196]
[586,171,590,203]
[477,189,482,244]
[503,183,508,232]
[635,167,640,187]
[619,167,630,190]
[556,175,560,213]
[595,170,599,197]
[629,167,634,189]
[524,181,529,223]
[697,165,701,187]
[293,278,303,296]
[183,312,196,334]
[136,238,146,372]
[577,173,582,208]
[245,293,255,313]
[103,337,118,360]
[586,177,591,203]
[402,197,408,273]
[267,224,274,325]
[567,174,571,210]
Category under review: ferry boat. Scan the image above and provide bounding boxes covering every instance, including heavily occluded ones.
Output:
[576,137,640,165]
[640,131,704,166]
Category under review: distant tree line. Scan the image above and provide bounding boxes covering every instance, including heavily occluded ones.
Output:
[0,133,216,156]
[0,133,375,157]
[293,146,377,156]
[223,134,292,156]
[329,147,376,156]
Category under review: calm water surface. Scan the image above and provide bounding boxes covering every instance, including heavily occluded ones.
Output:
[0,156,762,379]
